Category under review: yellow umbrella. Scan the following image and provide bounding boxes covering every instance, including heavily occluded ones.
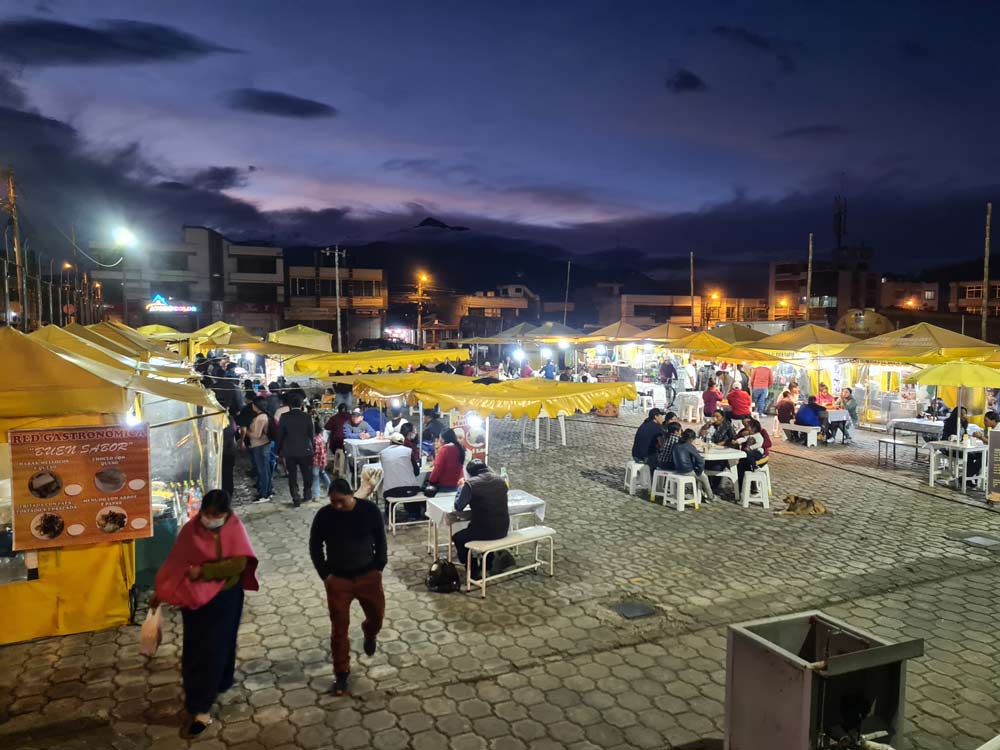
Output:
[640,322,691,342]
[714,346,781,365]
[136,324,180,337]
[707,323,768,345]
[837,322,996,364]
[669,331,733,357]
[753,324,858,357]
[903,361,1000,388]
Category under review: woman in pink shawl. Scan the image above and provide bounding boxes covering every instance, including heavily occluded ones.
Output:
[152,489,258,739]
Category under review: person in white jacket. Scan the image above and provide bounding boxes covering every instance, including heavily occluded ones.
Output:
[383,407,410,439]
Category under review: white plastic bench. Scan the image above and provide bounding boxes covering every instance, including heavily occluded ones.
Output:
[781,423,821,447]
[465,526,555,598]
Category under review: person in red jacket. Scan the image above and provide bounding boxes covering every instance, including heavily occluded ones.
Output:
[726,382,753,420]
[428,428,465,491]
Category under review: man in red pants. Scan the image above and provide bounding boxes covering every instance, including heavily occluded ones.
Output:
[309,477,387,696]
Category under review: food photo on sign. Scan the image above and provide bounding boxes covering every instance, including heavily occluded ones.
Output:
[9,425,153,551]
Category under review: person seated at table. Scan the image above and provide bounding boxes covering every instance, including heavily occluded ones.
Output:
[540,359,557,379]
[428,429,465,492]
[671,429,721,503]
[452,459,510,578]
[828,388,858,444]
[735,418,768,487]
[700,409,734,447]
[656,422,682,471]
[343,408,373,440]
[631,408,666,470]
[421,409,446,445]
[924,397,950,419]
[775,390,796,425]
[381,432,422,517]
[384,408,409,439]
[702,379,724,418]
[941,406,984,477]
[788,381,801,402]
[398,422,422,467]
[984,411,1000,434]
[791,396,824,442]
[726,382,752,420]
[519,361,535,379]
[816,383,835,408]
[663,411,680,427]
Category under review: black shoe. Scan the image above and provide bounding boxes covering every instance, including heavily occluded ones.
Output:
[180,716,212,739]
[364,637,377,656]
[331,672,350,696]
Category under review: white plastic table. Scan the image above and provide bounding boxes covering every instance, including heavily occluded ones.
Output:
[927,440,986,494]
[426,489,547,561]
[700,446,746,488]
[344,437,390,486]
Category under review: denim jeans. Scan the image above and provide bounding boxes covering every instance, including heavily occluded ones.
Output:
[311,465,331,498]
[250,445,273,498]
[751,388,769,416]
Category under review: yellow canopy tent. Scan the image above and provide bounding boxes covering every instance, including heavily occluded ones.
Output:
[707,323,768,345]
[288,349,467,377]
[640,322,691,342]
[30,326,196,381]
[713,346,782,365]
[904,361,1000,388]
[136,324,181,337]
[267,324,332,352]
[89,321,184,361]
[188,321,260,356]
[668,330,735,357]
[349,371,637,420]
[836,322,997,364]
[753,324,858,357]
[0,329,223,645]
[524,321,583,342]
[495,322,539,340]
[65,321,146,359]
[211,341,324,357]
[576,320,646,343]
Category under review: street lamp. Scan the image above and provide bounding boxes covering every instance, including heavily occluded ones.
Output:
[59,262,73,325]
[114,227,137,324]
[416,272,429,349]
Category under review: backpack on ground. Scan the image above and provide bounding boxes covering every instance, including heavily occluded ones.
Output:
[426,558,461,593]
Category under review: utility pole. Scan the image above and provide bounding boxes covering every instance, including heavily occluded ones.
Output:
[982,202,992,342]
[35,253,42,327]
[333,246,343,352]
[6,170,26,331]
[48,258,54,325]
[804,233,814,322]
[562,260,571,325]
[689,252,695,330]
[416,273,427,349]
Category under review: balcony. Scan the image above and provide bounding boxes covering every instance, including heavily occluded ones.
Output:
[288,296,386,310]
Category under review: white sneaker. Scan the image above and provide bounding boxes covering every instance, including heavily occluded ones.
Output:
[252,495,272,504]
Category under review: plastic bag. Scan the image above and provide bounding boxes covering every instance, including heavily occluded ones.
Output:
[140,605,162,656]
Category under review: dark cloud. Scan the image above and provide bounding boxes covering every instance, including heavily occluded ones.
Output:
[775,124,850,139]
[0,17,237,66]
[666,68,707,94]
[382,158,478,180]
[900,40,932,60]
[189,166,251,191]
[225,88,337,118]
[712,24,795,72]
[0,71,28,109]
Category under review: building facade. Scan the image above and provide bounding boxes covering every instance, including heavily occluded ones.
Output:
[620,294,767,329]
[949,280,1000,317]
[90,226,284,333]
[879,279,939,311]
[769,246,879,323]
[285,265,388,347]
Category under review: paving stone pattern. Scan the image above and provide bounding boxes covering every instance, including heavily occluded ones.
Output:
[2,411,999,749]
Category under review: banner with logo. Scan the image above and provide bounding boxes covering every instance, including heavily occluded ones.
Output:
[9,424,153,551]
[988,429,1000,504]
[452,414,489,465]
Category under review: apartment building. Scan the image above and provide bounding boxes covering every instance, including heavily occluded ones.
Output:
[769,246,879,323]
[620,294,767,329]
[879,279,939,311]
[285,264,388,346]
[949,280,1000,317]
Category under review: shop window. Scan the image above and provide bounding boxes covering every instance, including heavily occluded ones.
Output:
[966,285,983,299]
[923,290,936,300]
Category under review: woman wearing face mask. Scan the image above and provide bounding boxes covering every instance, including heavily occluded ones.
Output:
[151,490,259,739]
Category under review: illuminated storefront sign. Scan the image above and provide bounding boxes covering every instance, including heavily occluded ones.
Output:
[146,294,198,313]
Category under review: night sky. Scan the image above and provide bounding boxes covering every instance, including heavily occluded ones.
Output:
[1,1,999,282]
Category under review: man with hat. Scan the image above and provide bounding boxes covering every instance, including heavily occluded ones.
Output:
[726,382,753,421]
[421,409,445,444]
[384,407,409,439]
[380,431,423,520]
[343,408,374,441]
[631,408,666,471]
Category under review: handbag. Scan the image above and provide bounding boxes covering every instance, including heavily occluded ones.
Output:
[425,558,461,593]
[140,606,163,657]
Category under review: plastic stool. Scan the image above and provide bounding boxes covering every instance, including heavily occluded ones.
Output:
[740,471,770,508]
[757,464,772,496]
[650,470,670,504]
[665,473,700,511]
[625,461,651,496]
[640,395,654,411]
[681,403,700,422]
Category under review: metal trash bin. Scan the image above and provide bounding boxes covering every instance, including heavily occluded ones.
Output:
[726,610,923,750]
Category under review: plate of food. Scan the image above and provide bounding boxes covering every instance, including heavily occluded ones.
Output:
[94,467,127,493]
[28,471,62,499]
[96,506,128,533]
[31,512,65,540]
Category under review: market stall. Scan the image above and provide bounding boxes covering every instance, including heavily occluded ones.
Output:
[752,324,859,402]
[287,348,467,379]
[705,323,769,346]
[267,324,333,352]
[0,328,224,645]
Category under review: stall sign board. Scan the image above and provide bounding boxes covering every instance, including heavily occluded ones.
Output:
[9,424,153,551]
[988,429,1000,504]
[452,414,489,465]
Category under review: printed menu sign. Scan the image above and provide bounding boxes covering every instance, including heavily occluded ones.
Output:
[988,429,1000,505]
[10,424,152,551]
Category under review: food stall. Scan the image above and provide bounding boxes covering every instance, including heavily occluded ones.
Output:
[267,324,333,352]
[0,328,223,645]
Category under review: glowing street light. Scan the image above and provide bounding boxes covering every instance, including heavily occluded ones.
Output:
[710,291,720,300]
[540,347,553,359]
[416,272,429,348]
[512,349,525,362]
[113,227,137,248]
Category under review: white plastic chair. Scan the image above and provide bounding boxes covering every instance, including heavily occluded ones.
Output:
[625,461,651,496]
[665,473,701,511]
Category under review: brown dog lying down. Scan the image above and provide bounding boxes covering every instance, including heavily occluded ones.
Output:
[778,494,830,516]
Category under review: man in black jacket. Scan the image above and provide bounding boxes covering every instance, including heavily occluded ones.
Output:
[309,477,386,697]
[631,408,665,469]
[277,393,314,506]
[452,460,509,575]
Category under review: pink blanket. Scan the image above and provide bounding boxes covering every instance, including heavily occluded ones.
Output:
[155,512,259,610]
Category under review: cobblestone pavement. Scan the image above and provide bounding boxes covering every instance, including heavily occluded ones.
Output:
[2,412,999,750]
